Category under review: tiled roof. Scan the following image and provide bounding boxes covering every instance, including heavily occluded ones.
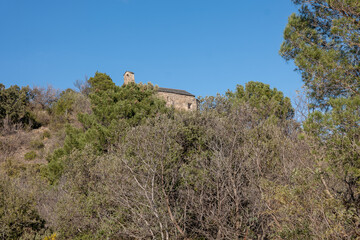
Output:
[157,87,195,97]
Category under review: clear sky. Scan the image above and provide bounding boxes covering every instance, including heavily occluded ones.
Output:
[0,0,302,99]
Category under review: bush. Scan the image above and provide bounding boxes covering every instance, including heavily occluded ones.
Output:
[43,233,57,240]
[24,151,37,161]
[3,158,26,177]
[51,88,92,126]
[0,84,39,132]
[0,132,29,163]
[0,175,47,239]
[47,104,302,239]
[43,130,51,139]
[30,139,45,149]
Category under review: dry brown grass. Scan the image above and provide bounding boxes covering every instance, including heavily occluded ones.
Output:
[0,126,65,167]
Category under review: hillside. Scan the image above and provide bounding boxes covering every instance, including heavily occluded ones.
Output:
[1,72,359,239]
[1,1,360,238]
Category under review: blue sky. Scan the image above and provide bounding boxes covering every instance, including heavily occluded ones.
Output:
[0,0,302,99]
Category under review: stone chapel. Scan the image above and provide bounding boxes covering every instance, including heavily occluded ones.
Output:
[123,71,198,111]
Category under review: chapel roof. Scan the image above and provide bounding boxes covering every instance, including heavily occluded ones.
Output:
[123,71,134,75]
[157,87,195,97]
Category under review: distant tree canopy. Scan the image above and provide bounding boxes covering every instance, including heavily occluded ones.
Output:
[227,81,294,120]
[280,0,360,109]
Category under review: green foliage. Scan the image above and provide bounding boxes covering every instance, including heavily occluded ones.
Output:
[276,2,360,237]
[3,69,359,238]
[280,0,360,109]
[88,72,115,93]
[198,93,231,114]
[30,139,45,149]
[87,79,167,127]
[42,130,51,139]
[24,151,37,161]
[304,96,360,209]
[0,84,38,129]
[44,103,303,239]
[44,72,169,184]
[227,81,294,120]
[52,89,77,118]
[3,158,26,177]
[0,175,46,239]
[262,172,351,239]
[42,148,65,184]
[43,233,57,240]
[50,88,91,126]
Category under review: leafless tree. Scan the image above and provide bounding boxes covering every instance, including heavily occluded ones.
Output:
[74,76,91,96]
[31,85,59,109]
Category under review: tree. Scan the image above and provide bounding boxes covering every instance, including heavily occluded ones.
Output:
[44,72,169,184]
[304,96,360,213]
[0,84,38,132]
[280,0,360,109]
[278,1,360,237]
[30,85,59,110]
[227,81,294,120]
[74,76,91,96]
[88,72,115,93]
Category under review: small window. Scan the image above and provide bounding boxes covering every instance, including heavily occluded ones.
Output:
[188,103,192,109]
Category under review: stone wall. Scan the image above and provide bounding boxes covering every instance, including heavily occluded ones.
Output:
[157,92,198,111]
[124,71,135,85]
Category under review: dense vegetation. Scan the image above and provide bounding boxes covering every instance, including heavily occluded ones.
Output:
[0,1,359,239]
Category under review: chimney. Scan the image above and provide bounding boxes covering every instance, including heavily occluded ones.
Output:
[124,71,135,85]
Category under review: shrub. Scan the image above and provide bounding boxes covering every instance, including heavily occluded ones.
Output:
[43,233,57,240]
[43,130,51,139]
[3,158,26,177]
[0,175,47,239]
[0,84,39,132]
[30,139,45,149]
[24,151,37,161]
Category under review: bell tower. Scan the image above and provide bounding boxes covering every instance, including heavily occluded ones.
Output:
[123,71,135,85]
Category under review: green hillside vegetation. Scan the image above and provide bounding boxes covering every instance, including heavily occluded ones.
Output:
[0,1,359,239]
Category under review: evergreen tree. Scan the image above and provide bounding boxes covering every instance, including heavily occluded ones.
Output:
[227,81,294,120]
[0,84,37,129]
[280,0,360,109]
[279,1,360,236]
[44,72,169,183]
[88,72,115,93]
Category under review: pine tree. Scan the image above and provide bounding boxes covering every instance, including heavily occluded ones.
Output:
[280,0,360,109]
